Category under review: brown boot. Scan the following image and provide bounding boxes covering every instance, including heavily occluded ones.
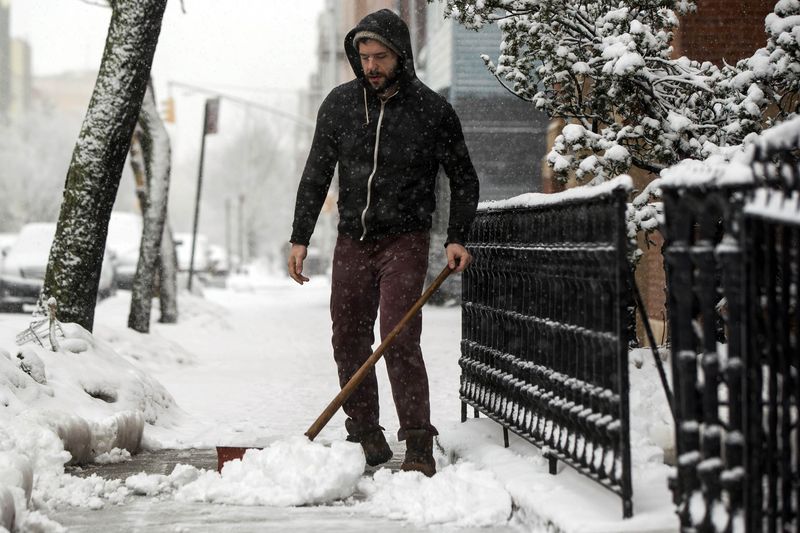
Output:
[400,429,436,477]
[346,420,393,467]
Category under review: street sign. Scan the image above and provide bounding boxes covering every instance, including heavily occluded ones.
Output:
[204,97,220,134]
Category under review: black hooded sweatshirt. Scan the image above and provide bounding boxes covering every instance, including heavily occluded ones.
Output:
[290,9,479,247]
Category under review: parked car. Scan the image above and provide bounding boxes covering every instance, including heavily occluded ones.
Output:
[0,233,18,257]
[174,232,210,273]
[0,223,116,312]
[106,212,143,290]
[207,244,229,275]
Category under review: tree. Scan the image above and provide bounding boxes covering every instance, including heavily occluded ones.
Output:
[157,223,179,324]
[127,81,177,333]
[440,0,797,187]
[203,121,297,265]
[40,0,168,331]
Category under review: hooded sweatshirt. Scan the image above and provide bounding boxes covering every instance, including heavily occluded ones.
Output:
[290,9,479,247]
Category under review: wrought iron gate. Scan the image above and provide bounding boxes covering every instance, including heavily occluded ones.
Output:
[662,143,800,532]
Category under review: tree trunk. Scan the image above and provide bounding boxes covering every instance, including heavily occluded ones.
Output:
[40,0,168,331]
[128,81,173,333]
[158,221,179,324]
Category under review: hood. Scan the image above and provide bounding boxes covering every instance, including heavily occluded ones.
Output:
[344,9,416,86]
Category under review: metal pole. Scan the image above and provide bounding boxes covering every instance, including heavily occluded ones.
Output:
[188,104,209,291]
[225,197,232,274]
[238,193,245,271]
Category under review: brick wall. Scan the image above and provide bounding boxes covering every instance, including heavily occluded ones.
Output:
[673,0,774,65]
[635,229,668,346]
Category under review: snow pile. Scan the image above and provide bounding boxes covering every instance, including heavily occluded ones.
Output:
[125,437,365,507]
[629,349,675,464]
[356,462,512,528]
[121,437,513,528]
[93,321,196,371]
[0,315,179,530]
[125,463,201,497]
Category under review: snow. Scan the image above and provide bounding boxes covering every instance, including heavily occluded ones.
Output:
[171,438,365,507]
[356,463,512,527]
[612,52,645,76]
[478,175,633,211]
[660,115,800,189]
[604,144,630,162]
[0,268,679,531]
[744,188,800,225]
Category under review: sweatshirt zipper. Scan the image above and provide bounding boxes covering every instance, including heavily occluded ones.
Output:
[360,92,396,240]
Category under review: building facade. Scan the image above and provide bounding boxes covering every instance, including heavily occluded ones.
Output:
[9,38,31,117]
[0,0,32,122]
[0,0,11,121]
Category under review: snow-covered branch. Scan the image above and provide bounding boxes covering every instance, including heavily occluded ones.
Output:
[441,0,800,190]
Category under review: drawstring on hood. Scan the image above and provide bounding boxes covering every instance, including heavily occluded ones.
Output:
[363,87,369,125]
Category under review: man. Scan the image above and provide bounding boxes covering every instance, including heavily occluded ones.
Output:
[288,9,479,477]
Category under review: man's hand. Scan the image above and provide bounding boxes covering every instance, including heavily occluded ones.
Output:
[288,244,310,285]
[445,243,471,273]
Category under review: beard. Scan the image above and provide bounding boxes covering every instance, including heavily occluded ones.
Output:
[366,68,399,94]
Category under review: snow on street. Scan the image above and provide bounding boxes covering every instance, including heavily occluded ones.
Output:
[1,267,678,531]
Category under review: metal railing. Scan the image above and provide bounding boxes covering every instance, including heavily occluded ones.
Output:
[662,141,800,532]
[662,183,748,532]
[743,188,800,533]
[460,184,634,518]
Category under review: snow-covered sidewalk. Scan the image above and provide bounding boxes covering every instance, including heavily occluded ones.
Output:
[1,268,678,531]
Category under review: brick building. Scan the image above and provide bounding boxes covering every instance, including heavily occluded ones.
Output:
[674,0,776,64]
[634,0,776,344]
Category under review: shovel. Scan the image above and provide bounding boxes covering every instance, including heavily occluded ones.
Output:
[216,264,454,470]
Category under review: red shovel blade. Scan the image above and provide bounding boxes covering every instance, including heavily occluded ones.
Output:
[215,446,262,472]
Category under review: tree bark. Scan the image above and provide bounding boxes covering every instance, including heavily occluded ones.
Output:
[40,0,168,331]
[128,81,173,333]
[158,221,179,324]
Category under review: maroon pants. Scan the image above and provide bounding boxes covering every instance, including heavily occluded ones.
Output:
[330,231,438,441]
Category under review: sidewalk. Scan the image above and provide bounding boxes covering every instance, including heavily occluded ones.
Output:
[54,446,521,532]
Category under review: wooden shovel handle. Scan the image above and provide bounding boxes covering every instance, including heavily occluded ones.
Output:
[305,264,454,441]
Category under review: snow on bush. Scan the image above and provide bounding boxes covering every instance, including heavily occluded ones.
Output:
[445,0,799,185]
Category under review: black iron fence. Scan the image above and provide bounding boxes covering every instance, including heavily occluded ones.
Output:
[663,143,800,532]
[460,182,634,518]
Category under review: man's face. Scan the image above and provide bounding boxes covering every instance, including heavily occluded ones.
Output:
[358,39,399,93]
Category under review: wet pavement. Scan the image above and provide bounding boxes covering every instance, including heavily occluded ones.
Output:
[53,448,522,532]
[67,448,218,480]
